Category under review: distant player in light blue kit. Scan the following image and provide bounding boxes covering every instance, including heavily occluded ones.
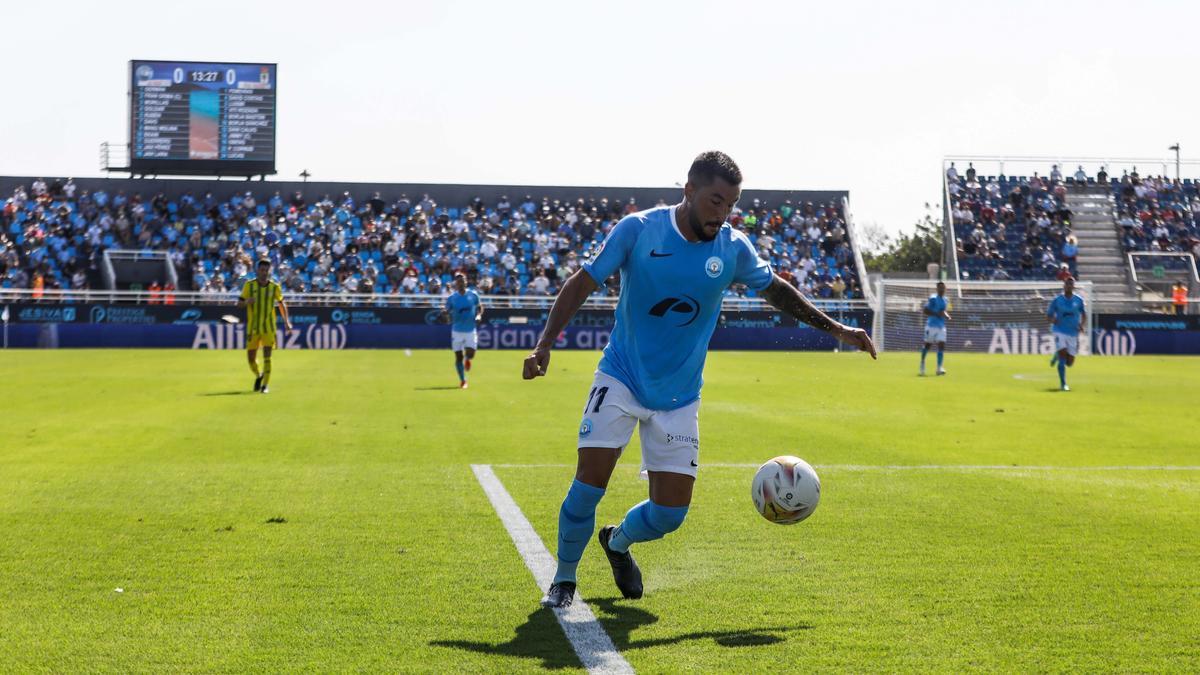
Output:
[442,272,483,389]
[1047,276,1086,392]
[524,152,877,609]
[920,281,951,376]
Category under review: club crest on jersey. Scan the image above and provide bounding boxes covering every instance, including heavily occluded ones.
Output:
[705,256,723,278]
[579,418,593,437]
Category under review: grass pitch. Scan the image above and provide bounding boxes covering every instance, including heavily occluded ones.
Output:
[1,349,1197,672]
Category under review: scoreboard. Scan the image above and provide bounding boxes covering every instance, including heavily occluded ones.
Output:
[128,60,277,175]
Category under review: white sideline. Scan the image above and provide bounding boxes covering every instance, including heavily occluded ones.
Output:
[491,463,1200,471]
[471,464,634,675]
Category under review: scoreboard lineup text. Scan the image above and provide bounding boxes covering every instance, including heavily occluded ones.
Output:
[130,61,276,166]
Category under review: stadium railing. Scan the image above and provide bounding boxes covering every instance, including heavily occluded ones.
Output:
[942,172,959,282]
[942,155,1200,183]
[1128,252,1199,284]
[843,195,876,306]
[1127,252,1199,310]
[99,142,130,173]
[0,288,871,312]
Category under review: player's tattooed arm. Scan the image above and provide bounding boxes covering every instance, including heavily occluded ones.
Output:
[760,275,838,332]
[760,274,877,359]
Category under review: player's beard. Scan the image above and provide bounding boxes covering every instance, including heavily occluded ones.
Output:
[688,210,720,242]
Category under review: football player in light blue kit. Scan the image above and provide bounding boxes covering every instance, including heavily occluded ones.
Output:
[524,152,877,609]
[920,281,952,376]
[1046,276,1086,391]
[443,272,483,389]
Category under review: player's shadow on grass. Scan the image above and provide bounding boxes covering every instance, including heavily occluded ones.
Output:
[413,386,464,391]
[588,597,807,651]
[199,391,253,396]
[430,597,808,670]
[430,606,579,670]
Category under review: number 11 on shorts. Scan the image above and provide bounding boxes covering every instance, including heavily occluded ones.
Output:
[584,386,609,414]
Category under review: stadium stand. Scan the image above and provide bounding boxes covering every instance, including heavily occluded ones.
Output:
[1112,174,1200,259]
[947,162,1200,291]
[947,169,1075,281]
[1,179,864,300]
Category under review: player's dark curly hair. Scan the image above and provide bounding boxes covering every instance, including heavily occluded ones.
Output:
[688,150,742,187]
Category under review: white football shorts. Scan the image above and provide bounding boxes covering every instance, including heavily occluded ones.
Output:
[451,330,478,352]
[576,370,700,478]
[924,326,947,344]
[1054,331,1078,356]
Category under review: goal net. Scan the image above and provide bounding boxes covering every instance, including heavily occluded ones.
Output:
[873,279,1094,355]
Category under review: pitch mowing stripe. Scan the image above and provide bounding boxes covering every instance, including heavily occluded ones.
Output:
[471,464,634,675]
[709,464,1200,471]
[491,463,1200,471]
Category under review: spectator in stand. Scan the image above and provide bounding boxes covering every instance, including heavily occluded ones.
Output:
[1,183,865,300]
[1173,280,1189,315]
[401,270,419,293]
[1061,235,1078,271]
[1050,164,1063,182]
[1152,221,1171,248]
[830,275,846,299]
[1097,167,1108,183]
[984,177,1001,200]
[1020,248,1035,275]
[1040,247,1058,272]
[530,269,551,295]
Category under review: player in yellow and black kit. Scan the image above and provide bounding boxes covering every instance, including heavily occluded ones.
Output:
[237,259,292,393]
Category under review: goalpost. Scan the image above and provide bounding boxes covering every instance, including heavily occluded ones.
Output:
[873,279,1095,355]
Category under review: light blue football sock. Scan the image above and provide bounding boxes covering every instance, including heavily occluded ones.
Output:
[937,348,944,368]
[920,346,928,367]
[455,361,465,382]
[1057,360,1067,387]
[607,500,689,554]
[552,479,606,584]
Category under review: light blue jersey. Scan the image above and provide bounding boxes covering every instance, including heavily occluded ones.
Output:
[582,206,772,411]
[1047,293,1085,335]
[925,295,948,329]
[445,290,481,332]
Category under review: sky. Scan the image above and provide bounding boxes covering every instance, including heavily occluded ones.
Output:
[2,0,1197,237]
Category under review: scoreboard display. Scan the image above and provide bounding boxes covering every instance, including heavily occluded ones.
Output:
[129,60,277,175]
